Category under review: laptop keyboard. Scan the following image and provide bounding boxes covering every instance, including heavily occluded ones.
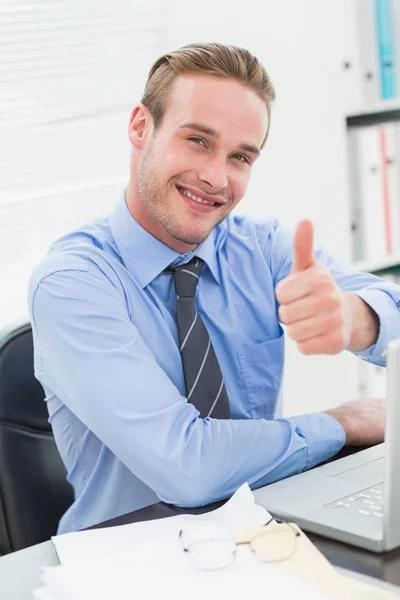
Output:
[324,483,384,522]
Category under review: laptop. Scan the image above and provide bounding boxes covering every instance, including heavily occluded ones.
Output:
[253,338,400,553]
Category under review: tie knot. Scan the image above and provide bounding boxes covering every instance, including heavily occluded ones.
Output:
[167,257,203,297]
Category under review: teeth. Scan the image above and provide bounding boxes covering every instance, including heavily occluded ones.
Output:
[179,187,215,206]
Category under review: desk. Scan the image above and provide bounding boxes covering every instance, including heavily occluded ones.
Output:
[2,496,400,600]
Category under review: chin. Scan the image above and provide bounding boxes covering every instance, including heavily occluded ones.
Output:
[171,227,210,247]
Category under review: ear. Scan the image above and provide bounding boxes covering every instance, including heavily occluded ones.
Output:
[128,104,153,149]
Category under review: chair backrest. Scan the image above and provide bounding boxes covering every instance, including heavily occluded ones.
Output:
[0,322,73,554]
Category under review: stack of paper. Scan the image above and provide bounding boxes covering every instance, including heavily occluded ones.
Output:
[52,483,270,565]
[33,484,334,600]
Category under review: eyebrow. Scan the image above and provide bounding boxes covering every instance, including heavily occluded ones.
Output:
[179,122,261,158]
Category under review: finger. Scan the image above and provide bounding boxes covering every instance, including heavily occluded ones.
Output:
[275,270,315,305]
[292,219,316,273]
[297,330,345,356]
[279,286,341,324]
[286,311,342,342]
[279,292,319,324]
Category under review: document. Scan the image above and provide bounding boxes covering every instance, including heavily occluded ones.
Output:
[37,535,333,600]
[53,483,271,565]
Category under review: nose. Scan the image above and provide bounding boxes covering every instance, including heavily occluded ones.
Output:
[198,155,228,191]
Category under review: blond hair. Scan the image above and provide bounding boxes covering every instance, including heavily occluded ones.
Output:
[141,42,275,147]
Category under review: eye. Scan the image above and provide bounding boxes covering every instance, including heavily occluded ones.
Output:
[188,136,207,147]
[232,153,250,164]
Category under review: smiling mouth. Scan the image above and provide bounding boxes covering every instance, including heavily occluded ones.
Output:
[176,185,222,207]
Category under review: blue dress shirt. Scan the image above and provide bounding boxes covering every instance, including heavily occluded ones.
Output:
[28,192,400,533]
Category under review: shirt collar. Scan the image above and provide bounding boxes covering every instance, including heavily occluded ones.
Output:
[109,191,221,289]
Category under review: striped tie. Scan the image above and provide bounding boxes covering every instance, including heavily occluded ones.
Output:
[165,257,231,419]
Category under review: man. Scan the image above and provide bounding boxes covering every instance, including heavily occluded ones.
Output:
[28,42,399,534]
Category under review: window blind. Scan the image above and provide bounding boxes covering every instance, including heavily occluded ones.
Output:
[0,0,163,326]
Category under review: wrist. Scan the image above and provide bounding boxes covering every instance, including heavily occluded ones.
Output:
[344,292,380,352]
[324,408,350,445]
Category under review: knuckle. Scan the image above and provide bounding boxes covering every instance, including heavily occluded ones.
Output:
[278,305,287,323]
[284,309,296,325]
[329,330,345,350]
[317,269,333,288]
[327,312,343,329]
[275,280,288,302]
[325,292,340,312]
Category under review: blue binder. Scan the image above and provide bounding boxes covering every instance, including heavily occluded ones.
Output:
[375,0,397,98]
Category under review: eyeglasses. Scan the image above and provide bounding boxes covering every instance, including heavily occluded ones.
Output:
[179,518,300,571]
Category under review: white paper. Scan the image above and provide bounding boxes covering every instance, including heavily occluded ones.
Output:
[53,483,271,566]
[36,485,333,600]
[37,537,333,600]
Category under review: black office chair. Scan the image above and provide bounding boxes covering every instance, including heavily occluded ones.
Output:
[0,321,73,555]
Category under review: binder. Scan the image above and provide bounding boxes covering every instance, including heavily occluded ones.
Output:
[392,0,400,98]
[375,0,397,98]
[352,123,400,262]
[348,129,363,262]
[382,122,400,254]
[354,0,381,104]
[356,125,386,261]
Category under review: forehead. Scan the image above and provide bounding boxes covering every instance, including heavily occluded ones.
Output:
[163,74,268,148]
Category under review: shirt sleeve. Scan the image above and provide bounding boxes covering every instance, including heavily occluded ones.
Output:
[29,263,345,508]
[264,220,400,367]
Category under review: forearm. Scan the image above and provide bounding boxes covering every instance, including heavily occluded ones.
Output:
[344,291,380,352]
[167,413,345,506]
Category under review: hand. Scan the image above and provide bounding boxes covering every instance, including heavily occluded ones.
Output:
[325,397,385,446]
[275,219,353,355]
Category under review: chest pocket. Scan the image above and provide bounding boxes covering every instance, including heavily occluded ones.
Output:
[238,330,284,419]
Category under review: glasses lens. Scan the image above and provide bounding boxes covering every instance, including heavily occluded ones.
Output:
[187,539,236,570]
[250,528,297,562]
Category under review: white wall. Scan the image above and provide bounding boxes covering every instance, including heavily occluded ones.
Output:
[0,0,163,326]
[161,0,361,415]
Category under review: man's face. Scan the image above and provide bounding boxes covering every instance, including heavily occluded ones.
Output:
[132,74,268,253]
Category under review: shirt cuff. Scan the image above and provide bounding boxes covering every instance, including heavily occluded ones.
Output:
[351,289,400,366]
[287,412,346,470]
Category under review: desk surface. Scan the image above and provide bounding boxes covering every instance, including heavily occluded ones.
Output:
[2,496,400,599]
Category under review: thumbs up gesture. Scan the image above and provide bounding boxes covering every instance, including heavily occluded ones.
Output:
[275,220,352,355]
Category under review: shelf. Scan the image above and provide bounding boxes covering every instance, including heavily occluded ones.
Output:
[353,255,400,274]
[346,98,400,127]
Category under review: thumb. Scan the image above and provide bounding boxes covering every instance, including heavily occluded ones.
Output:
[292,219,316,273]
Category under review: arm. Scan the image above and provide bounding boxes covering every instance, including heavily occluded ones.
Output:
[29,264,345,506]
